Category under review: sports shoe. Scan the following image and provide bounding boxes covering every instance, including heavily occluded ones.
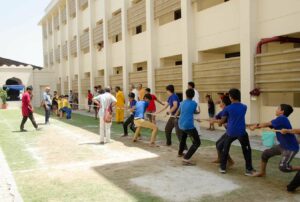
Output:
[219,168,226,174]
[99,142,105,145]
[20,129,27,132]
[245,169,256,176]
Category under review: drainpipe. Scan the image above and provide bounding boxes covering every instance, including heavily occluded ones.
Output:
[256,36,300,54]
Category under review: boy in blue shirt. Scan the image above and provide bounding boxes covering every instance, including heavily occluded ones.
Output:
[250,104,300,177]
[156,85,185,148]
[133,94,158,146]
[175,89,201,166]
[217,88,255,175]
[122,93,137,137]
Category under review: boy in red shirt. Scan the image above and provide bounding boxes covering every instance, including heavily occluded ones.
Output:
[145,88,164,124]
[87,90,93,112]
[20,86,38,132]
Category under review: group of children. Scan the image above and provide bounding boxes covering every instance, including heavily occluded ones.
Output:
[52,91,72,119]
[117,83,299,192]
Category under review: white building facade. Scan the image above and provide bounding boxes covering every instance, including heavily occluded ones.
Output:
[40,0,300,126]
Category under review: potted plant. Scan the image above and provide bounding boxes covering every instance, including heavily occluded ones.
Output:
[250,88,261,101]
[0,88,8,109]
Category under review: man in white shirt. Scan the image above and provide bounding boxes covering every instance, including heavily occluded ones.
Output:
[130,84,139,101]
[93,87,117,144]
[188,82,201,135]
[43,87,52,124]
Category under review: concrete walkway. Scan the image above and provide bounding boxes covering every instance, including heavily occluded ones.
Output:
[73,109,300,158]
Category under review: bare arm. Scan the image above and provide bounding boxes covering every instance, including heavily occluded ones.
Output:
[156,104,169,114]
[156,99,165,106]
[174,108,180,118]
[248,122,272,131]
[281,129,300,134]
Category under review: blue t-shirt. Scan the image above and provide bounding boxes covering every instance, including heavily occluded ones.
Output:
[167,94,180,115]
[179,100,197,130]
[222,103,247,137]
[130,100,137,116]
[215,110,224,120]
[271,115,299,152]
[134,101,149,119]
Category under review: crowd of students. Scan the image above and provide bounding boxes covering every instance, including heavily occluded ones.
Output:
[19,82,300,193]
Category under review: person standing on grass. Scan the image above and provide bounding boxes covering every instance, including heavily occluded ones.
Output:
[20,86,38,132]
[43,87,52,124]
[115,86,125,124]
[130,84,139,101]
[93,88,117,144]
[175,89,201,166]
[215,88,255,175]
[87,90,93,112]
[206,94,215,131]
[122,92,137,137]
[52,91,59,116]
[145,88,164,124]
[133,94,158,147]
[156,85,186,148]
[93,86,100,119]
[137,84,146,101]
[188,82,201,135]
[209,95,234,166]
[69,90,73,109]
[249,104,300,177]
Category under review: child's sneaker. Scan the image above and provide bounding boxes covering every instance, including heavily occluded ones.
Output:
[219,168,226,174]
[245,169,256,176]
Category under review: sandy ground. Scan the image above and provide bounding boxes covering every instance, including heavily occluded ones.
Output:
[2,111,300,202]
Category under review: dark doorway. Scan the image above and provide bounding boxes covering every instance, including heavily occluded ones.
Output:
[5,78,23,101]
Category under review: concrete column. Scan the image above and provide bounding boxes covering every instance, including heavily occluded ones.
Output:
[66,0,72,94]
[59,7,65,94]
[88,0,96,91]
[146,0,157,93]
[121,0,130,97]
[75,0,84,109]
[181,0,196,97]
[240,0,259,123]
[102,0,111,87]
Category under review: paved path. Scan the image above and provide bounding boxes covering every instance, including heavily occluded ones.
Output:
[73,109,300,158]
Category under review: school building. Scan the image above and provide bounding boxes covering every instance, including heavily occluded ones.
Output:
[39,0,300,126]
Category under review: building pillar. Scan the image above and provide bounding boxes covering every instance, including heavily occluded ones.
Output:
[75,0,84,109]
[181,0,196,97]
[59,6,65,94]
[103,0,111,87]
[121,0,130,97]
[146,0,157,93]
[66,0,72,95]
[88,0,96,91]
[240,0,259,123]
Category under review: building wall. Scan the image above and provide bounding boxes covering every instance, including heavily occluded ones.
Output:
[40,0,300,128]
[0,66,55,108]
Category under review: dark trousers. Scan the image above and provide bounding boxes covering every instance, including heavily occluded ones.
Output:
[287,171,300,192]
[20,113,38,130]
[45,106,51,123]
[165,117,183,145]
[220,133,253,170]
[123,115,136,135]
[216,133,232,160]
[179,128,201,160]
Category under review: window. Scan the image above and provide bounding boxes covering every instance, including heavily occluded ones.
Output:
[136,25,142,34]
[116,70,120,74]
[174,9,181,20]
[137,67,143,71]
[115,35,119,42]
[225,52,240,58]
[224,0,230,2]
[175,61,182,66]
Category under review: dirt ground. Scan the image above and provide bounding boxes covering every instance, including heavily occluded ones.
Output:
[1,110,300,202]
